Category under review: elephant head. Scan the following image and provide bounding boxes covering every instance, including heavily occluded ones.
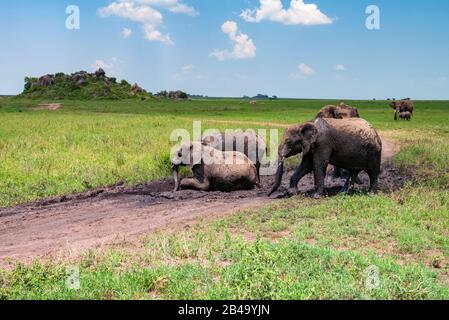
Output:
[390,101,399,110]
[269,123,318,195]
[316,106,339,119]
[337,103,360,118]
[171,142,203,192]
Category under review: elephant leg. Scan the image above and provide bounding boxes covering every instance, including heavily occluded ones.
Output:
[313,159,329,197]
[340,176,351,194]
[367,158,381,193]
[255,162,261,185]
[340,171,359,194]
[289,154,313,194]
[367,172,378,193]
[353,173,363,185]
[180,178,211,191]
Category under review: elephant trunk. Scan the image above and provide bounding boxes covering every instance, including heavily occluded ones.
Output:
[172,164,180,192]
[268,158,284,196]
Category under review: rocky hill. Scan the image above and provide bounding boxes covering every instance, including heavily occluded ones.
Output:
[20,69,151,100]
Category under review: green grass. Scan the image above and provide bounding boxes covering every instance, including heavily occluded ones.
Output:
[0,97,448,299]
[1,98,448,207]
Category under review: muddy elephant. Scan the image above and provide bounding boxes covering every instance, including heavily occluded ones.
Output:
[202,130,267,184]
[172,142,258,192]
[316,102,361,180]
[268,118,382,198]
[316,102,360,119]
[390,99,414,120]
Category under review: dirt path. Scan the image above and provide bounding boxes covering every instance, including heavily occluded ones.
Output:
[0,138,401,267]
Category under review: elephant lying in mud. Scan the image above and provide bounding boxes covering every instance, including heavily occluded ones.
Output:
[172,142,258,192]
[268,118,382,198]
[202,131,267,184]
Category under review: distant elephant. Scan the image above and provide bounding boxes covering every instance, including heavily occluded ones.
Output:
[172,142,257,192]
[202,130,267,184]
[390,99,414,120]
[316,102,361,181]
[268,118,382,198]
[316,103,360,120]
[399,111,412,121]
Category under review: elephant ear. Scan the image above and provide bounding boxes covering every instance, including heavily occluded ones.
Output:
[300,123,318,155]
[186,143,203,169]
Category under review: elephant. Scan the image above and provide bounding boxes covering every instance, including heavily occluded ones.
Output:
[316,102,360,120]
[399,111,412,121]
[316,102,361,181]
[201,130,267,184]
[171,142,258,192]
[390,99,414,120]
[268,118,382,198]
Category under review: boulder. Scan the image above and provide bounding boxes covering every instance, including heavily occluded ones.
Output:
[37,75,54,87]
[131,83,144,94]
[95,68,106,78]
[76,78,86,86]
[72,72,87,86]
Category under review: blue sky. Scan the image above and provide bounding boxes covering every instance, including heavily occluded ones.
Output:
[0,0,448,99]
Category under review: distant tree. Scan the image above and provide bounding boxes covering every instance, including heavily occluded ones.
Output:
[168,90,188,100]
[156,90,168,98]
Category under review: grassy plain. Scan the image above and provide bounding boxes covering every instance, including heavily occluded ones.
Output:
[0,97,448,299]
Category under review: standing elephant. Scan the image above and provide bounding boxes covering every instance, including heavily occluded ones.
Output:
[398,111,412,121]
[316,102,361,181]
[201,130,267,184]
[390,99,414,120]
[268,118,382,198]
[172,142,257,192]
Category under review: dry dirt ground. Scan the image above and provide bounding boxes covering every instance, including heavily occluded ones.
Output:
[35,103,63,110]
[0,138,401,267]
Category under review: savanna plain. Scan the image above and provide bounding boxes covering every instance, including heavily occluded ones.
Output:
[0,97,448,299]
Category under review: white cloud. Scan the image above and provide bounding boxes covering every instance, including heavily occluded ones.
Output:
[240,0,332,26]
[136,0,198,16]
[98,0,198,45]
[92,60,113,70]
[181,64,194,73]
[334,64,346,71]
[289,63,314,80]
[211,21,256,61]
[173,64,208,81]
[121,27,133,38]
[91,57,123,76]
[298,63,314,76]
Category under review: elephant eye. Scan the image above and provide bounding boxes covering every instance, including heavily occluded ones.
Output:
[178,151,182,157]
